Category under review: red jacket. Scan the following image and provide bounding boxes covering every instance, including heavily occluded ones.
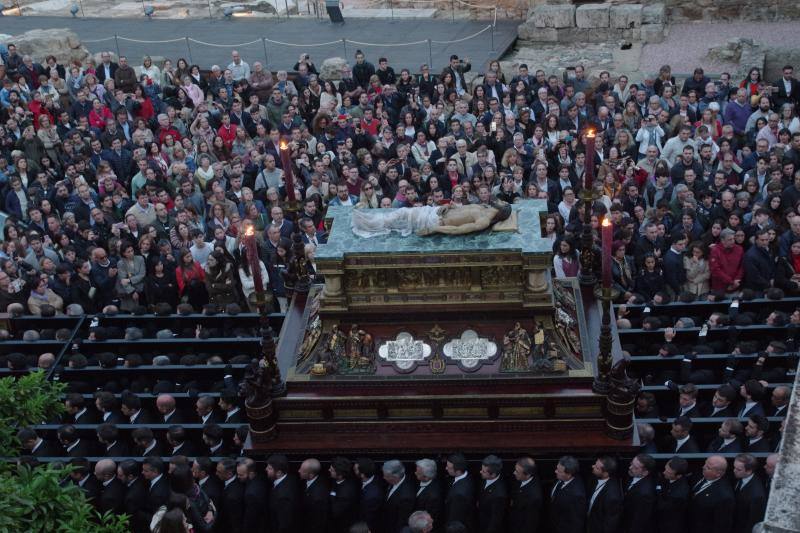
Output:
[709,243,744,291]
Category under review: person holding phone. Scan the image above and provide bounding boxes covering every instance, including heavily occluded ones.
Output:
[635,114,665,160]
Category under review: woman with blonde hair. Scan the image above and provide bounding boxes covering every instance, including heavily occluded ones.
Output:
[356,181,379,209]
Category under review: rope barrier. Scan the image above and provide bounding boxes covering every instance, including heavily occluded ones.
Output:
[187,37,264,47]
[454,0,497,9]
[264,38,343,47]
[81,37,117,44]
[430,24,492,44]
[116,36,187,44]
[345,38,429,47]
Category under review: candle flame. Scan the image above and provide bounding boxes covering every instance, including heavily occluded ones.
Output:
[586,129,596,138]
[602,217,611,227]
[244,225,255,237]
[279,141,288,150]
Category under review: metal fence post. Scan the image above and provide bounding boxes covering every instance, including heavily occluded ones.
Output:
[428,39,433,72]
[390,0,394,21]
[262,37,270,68]
[114,34,121,58]
[185,37,193,64]
[451,0,455,21]
[342,38,347,59]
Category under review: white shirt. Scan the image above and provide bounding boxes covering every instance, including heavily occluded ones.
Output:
[66,439,81,453]
[740,401,758,417]
[172,443,185,455]
[453,472,468,484]
[225,407,240,421]
[103,477,115,487]
[201,411,214,424]
[224,476,236,488]
[520,478,533,489]
[150,474,163,489]
[484,476,500,489]
[675,435,691,451]
[273,474,287,487]
[628,476,642,489]
[589,478,608,510]
[306,476,318,489]
[362,476,375,490]
[209,441,224,454]
[748,436,763,446]
[680,402,696,416]
[163,409,177,422]
[143,440,157,456]
[417,479,431,497]
[73,407,88,421]
[387,476,406,500]
[722,436,737,448]
[737,474,754,490]
[129,409,142,423]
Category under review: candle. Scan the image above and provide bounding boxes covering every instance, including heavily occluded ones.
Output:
[244,225,264,294]
[279,140,297,203]
[601,217,612,289]
[584,129,596,191]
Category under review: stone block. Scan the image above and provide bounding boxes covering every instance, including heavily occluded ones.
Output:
[576,3,610,29]
[621,28,641,40]
[518,23,558,42]
[320,57,348,81]
[610,4,642,29]
[5,28,90,66]
[641,23,666,44]
[642,3,665,24]
[531,4,575,29]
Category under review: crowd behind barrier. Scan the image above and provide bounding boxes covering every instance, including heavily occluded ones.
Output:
[1,28,800,532]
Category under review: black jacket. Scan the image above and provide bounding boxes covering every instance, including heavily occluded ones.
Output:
[508,477,543,533]
[688,478,735,533]
[269,476,299,533]
[587,478,623,533]
[330,478,359,533]
[124,477,149,533]
[147,475,171,515]
[547,477,586,533]
[30,438,63,457]
[300,476,330,533]
[104,440,131,457]
[414,479,443,531]
[98,478,126,515]
[622,475,656,533]
[383,477,416,533]
[733,477,767,533]
[445,474,476,531]
[243,475,270,533]
[359,477,384,533]
[478,476,508,533]
[219,477,246,533]
[707,436,743,453]
[742,245,774,292]
[655,477,689,533]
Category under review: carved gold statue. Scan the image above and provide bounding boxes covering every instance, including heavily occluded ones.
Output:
[501,322,532,372]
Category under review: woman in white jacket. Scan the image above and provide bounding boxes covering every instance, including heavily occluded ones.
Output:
[237,245,270,312]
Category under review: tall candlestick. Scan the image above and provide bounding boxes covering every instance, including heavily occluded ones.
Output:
[244,225,264,294]
[601,217,612,289]
[584,130,596,191]
[279,140,297,203]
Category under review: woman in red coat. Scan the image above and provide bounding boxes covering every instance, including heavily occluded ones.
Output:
[175,248,208,311]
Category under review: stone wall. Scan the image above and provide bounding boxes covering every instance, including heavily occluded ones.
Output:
[518,3,667,43]
[661,0,800,22]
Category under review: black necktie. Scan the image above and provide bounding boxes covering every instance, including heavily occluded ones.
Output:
[552,480,563,498]
[735,480,743,492]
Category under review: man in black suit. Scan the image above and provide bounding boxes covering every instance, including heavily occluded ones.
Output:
[298,458,329,532]
[706,384,738,417]
[773,65,800,108]
[548,455,586,533]
[508,456,542,533]
[193,457,223,511]
[97,423,131,457]
[655,456,690,533]
[94,459,125,514]
[329,456,359,533]
[202,423,229,456]
[738,379,766,418]
[383,459,416,533]
[196,394,225,424]
[216,458,246,533]
[166,425,198,457]
[143,456,171,523]
[622,453,656,533]
[156,393,188,424]
[17,427,62,457]
[64,393,101,424]
[676,384,704,418]
[688,455,735,533]
[70,458,101,508]
[356,457,384,533]
[219,392,245,423]
[266,454,299,533]
[744,414,772,452]
[665,416,700,454]
[58,424,94,457]
[558,104,584,135]
[707,418,744,453]
[662,233,688,295]
[121,393,156,424]
[587,456,623,533]
[132,427,165,457]
[119,460,149,533]
[96,51,119,84]
[413,458,443,530]
[476,455,507,533]
[237,457,269,533]
[768,385,790,417]
[732,453,767,533]
[444,453,475,531]
[95,391,127,424]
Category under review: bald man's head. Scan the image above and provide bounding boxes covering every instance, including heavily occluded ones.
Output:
[703,455,728,481]
[299,458,322,480]
[95,459,117,481]
[156,394,176,415]
[38,352,56,369]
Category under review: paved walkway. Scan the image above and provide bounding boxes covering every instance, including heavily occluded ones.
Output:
[0,16,518,72]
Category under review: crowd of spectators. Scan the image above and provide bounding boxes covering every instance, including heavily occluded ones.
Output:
[0,37,798,533]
